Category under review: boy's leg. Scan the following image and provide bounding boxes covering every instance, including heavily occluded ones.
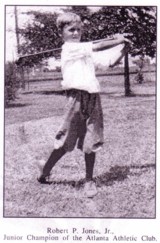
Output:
[84,152,97,198]
[37,147,66,183]
[85,152,95,181]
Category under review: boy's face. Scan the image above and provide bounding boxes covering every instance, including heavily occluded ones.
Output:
[62,22,82,43]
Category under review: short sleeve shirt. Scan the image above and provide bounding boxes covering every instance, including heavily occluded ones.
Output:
[61,42,100,93]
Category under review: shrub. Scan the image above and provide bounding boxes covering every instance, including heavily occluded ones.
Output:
[5,61,21,106]
[133,56,145,84]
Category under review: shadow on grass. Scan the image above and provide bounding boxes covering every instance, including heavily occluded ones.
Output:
[95,165,130,187]
[5,103,30,109]
[22,90,155,98]
[44,163,155,188]
[100,92,155,98]
[130,163,155,169]
[36,90,66,96]
[127,94,155,98]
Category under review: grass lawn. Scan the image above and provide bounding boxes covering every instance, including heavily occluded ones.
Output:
[4,73,156,218]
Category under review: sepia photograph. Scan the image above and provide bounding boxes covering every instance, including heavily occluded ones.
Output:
[4,4,156,220]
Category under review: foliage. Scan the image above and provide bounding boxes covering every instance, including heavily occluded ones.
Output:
[72,6,156,57]
[17,11,61,67]
[133,56,152,83]
[17,6,156,67]
[5,61,21,105]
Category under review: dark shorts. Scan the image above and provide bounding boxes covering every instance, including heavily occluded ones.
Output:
[54,89,104,154]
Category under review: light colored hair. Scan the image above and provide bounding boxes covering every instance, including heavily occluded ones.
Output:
[56,12,82,32]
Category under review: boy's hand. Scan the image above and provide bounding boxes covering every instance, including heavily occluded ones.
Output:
[123,33,133,45]
[114,33,125,42]
[114,33,132,45]
[92,33,132,52]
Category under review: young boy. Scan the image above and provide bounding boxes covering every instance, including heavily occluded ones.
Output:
[37,12,129,198]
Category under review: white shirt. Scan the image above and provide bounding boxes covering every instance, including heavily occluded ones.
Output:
[61,42,101,93]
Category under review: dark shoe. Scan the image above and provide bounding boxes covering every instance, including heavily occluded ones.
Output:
[37,175,47,184]
[37,160,50,184]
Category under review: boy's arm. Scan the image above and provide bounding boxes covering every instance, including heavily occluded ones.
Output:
[92,34,128,52]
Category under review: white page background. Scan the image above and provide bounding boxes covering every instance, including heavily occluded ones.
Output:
[0,0,159,242]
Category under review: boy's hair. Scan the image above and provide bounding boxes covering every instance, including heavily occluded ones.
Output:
[56,12,82,32]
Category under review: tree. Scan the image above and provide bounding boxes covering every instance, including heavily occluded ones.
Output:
[73,6,156,57]
[16,6,156,96]
[18,6,156,65]
[67,6,156,95]
[17,11,61,66]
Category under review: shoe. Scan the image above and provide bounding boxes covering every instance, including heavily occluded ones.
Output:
[37,175,47,184]
[37,159,50,184]
[83,181,97,198]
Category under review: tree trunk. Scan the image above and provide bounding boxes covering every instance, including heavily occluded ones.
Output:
[124,51,132,96]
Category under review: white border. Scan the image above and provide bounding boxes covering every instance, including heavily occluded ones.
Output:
[1,1,159,242]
